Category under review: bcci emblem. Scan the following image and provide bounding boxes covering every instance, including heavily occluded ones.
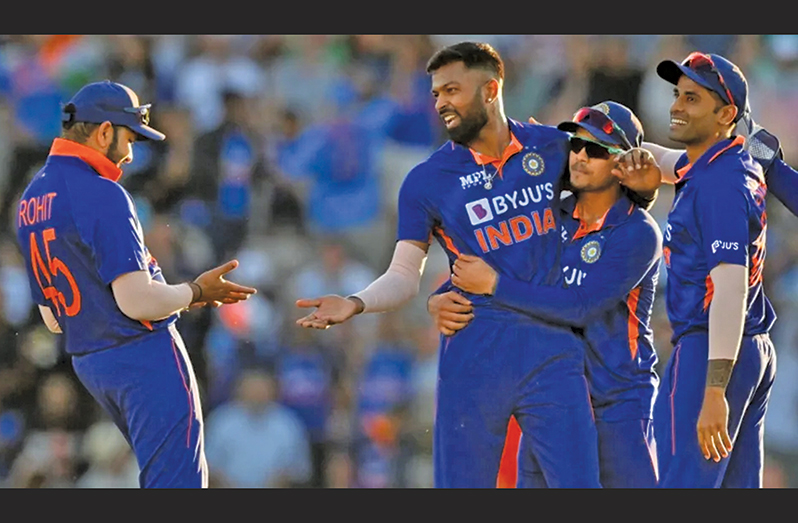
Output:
[594,103,611,114]
[581,240,601,264]
[522,152,545,177]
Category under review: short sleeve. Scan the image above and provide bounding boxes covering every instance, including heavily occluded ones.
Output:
[396,167,435,243]
[81,183,149,285]
[695,175,749,270]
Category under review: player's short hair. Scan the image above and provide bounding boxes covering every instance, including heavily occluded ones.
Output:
[61,121,100,143]
[426,41,504,81]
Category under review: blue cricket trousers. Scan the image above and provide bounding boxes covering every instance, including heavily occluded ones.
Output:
[433,314,601,488]
[653,331,776,488]
[72,324,208,488]
[518,418,658,488]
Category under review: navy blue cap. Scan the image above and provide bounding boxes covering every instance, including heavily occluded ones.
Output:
[557,101,644,150]
[657,52,748,123]
[61,80,165,141]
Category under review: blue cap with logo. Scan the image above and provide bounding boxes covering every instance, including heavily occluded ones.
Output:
[61,80,166,141]
[657,52,748,123]
[557,101,644,150]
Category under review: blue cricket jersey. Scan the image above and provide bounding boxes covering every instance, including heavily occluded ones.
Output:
[397,118,569,320]
[15,138,177,355]
[663,136,776,344]
[491,193,662,421]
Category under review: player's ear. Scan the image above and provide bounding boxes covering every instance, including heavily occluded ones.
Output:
[718,104,738,127]
[484,78,500,105]
[95,121,115,148]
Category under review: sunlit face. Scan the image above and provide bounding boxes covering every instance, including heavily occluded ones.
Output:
[431,61,490,146]
[106,126,138,167]
[668,75,728,146]
[568,128,621,192]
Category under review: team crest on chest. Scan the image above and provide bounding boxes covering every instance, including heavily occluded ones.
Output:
[522,152,545,177]
[581,240,601,263]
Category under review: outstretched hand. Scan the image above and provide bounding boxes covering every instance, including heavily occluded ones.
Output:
[192,259,257,306]
[295,295,359,330]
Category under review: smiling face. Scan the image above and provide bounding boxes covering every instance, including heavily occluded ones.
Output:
[668,75,732,147]
[430,60,492,146]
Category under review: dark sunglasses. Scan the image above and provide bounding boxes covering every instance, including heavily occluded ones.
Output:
[569,136,623,160]
[682,52,734,107]
[123,104,151,126]
[572,107,633,150]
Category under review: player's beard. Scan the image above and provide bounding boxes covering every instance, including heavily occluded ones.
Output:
[104,126,129,166]
[445,95,489,146]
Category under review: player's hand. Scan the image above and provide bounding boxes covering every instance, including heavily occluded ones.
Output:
[612,148,662,195]
[193,259,258,305]
[528,116,540,125]
[295,295,359,330]
[452,254,498,295]
[185,300,224,311]
[696,387,733,462]
[427,291,473,336]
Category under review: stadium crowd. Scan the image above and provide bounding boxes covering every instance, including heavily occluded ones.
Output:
[0,34,797,488]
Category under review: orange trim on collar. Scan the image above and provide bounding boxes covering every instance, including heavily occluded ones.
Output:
[676,136,746,181]
[707,135,745,164]
[469,132,523,180]
[572,204,611,240]
[49,138,123,182]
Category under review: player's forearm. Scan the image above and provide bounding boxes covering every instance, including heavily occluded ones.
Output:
[706,263,748,389]
[352,241,428,313]
[112,270,194,321]
[642,141,682,184]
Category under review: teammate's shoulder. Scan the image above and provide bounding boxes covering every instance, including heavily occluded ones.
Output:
[511,119,570,144]
[404,141,470,178]
[627,206,663,242]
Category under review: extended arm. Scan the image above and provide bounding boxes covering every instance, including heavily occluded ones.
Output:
[452,221,661,328]
[295,240,429,329]
[112,260,256,322]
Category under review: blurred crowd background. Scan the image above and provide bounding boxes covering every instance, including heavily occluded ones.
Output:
[0,34,797,488]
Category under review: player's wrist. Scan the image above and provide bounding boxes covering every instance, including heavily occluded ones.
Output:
[188,281,203,304]
[706,359,734,391]
[346,295,366,315]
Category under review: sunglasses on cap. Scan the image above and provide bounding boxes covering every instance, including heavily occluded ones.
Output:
[572,107,634,150]
[123,104,151,126]
[569,136,624,160]
[682,52,735,107]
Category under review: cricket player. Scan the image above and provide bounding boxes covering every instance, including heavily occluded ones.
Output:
[296,42,602,488]
[436,101,663,488]
[631,52,776,488]
[14,80,258,488]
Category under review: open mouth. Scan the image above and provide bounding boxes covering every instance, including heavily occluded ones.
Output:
[670,116,688,128]
[441,113,459,128]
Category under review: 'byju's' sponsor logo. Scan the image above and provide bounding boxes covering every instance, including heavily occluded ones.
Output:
[466,198,493,225]
[711,240,739,254]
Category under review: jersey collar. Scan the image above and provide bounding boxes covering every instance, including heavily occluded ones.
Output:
[675,135,745,184]
[564,192,636,240]
[467,130,523,180]
[49,138,123,182]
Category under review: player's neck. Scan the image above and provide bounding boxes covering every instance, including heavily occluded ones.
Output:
[468,115,510,159]
[684,130,733,165]
[575,186,621,225]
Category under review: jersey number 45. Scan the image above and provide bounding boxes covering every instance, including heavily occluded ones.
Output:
[29,228,82,317]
